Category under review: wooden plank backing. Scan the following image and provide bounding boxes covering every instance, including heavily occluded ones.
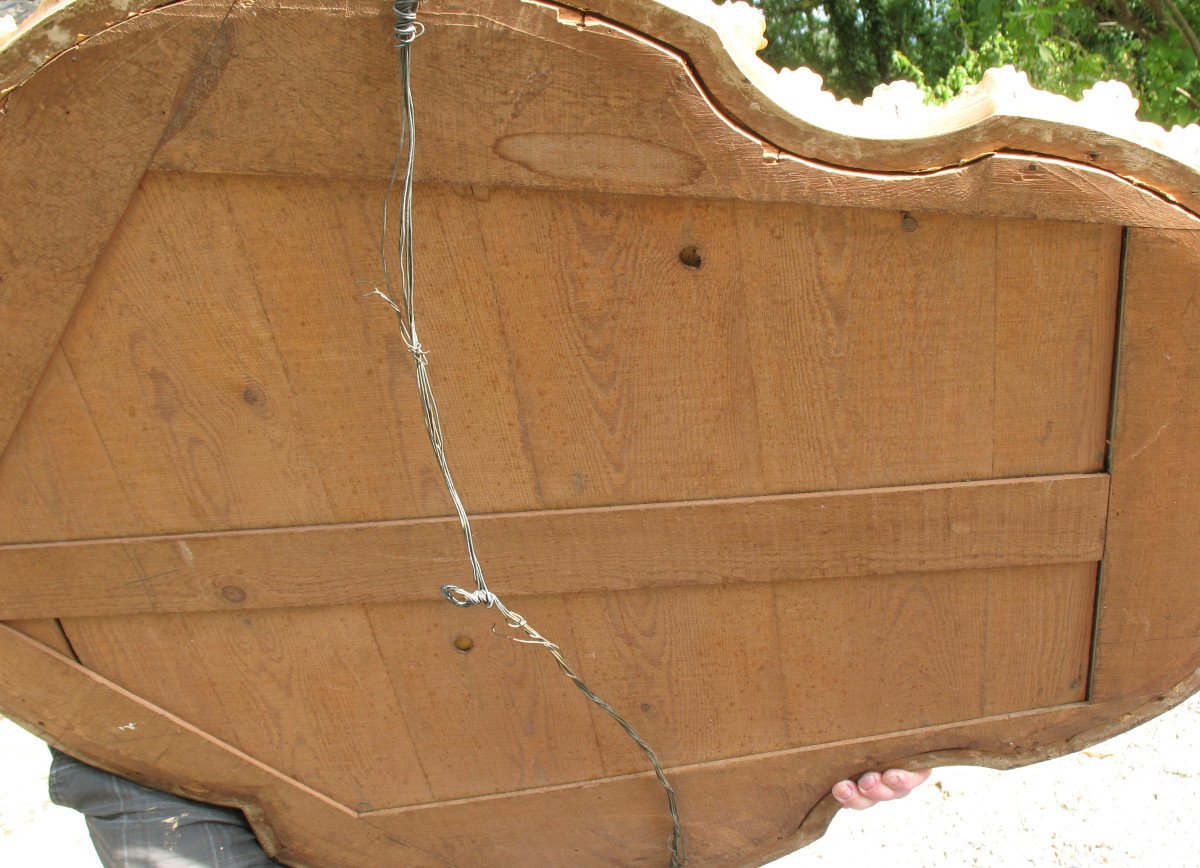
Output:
[0,172,1121,543]
[135,0,1200,230]
[2,619,1177,868]
[0,0,237,459]
[0,624,444,867]
[62,561,1097,810]
[0,473,1109,619]
[1,619,75,658]
[1092,228,1200,700]
[357,678,1188,868]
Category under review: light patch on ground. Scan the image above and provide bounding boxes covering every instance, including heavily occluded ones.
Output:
[0,718,99,867]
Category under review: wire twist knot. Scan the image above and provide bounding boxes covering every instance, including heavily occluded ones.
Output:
[393,0,423,46]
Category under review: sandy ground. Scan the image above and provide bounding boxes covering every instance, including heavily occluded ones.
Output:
[3,692,1198,866]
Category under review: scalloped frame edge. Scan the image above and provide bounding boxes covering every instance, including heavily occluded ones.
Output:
[654,0,1199,168]
[3,0,1200,199]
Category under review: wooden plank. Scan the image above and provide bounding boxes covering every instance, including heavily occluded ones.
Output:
[731,207,1118,490]
[132,0,1200,230]
[555,582,789,776]
[0,347,144,542]
[2,619,75,658]
[0,473,1109,620]
[0,624,444,867]
[365,595,612,800]
[7,0,1199,227]
[62,606,436,812]
[585,0,1200,219]
[60,560,1097,811]
[981,564,1096,714]
[1091,228,1200,700]
[0,172,1122,543]
[0,0,237,459]
[772,563,1094,744]
[53,171,337,534]
[2,616,1182,868]
[357,686,1180,868]
[992,222,1122,475]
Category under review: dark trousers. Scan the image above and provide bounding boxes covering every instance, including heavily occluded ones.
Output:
[49,748,281,867]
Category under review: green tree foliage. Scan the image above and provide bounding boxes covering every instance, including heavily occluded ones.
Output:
[749,0,1200,127]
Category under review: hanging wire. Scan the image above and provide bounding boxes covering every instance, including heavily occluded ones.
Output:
[369,3,684,864]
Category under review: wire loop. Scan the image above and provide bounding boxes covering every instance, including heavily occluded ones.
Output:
[392,0,422,46]
[375,4,684,864]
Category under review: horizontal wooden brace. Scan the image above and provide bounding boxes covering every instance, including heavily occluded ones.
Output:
[0,473,1109,620]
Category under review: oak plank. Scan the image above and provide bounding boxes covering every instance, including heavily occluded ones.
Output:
[0,473,1109,620]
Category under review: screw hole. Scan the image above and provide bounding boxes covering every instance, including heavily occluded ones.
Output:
[453,634,475,653]
[678,245,702,269]
[901,213,918,233]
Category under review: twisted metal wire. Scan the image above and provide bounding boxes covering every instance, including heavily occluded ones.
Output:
[370,8,684,865]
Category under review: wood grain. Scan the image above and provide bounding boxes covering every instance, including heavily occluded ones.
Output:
[2,618,75,658]
[1092,228,1200,700]
[63,606,435,811]
[0,0,236,459]
[0,347,144,542]
[0,624,444,867]
[585,0,1200,218]
[127,0,1200,230]
[357,684,1176,868]
[0,173,1122,543]
[5,0,1199,227]
[60,561,1096,811]
[4,619,1185,868]
[4,0,1198,864]
[0,473,1108,619]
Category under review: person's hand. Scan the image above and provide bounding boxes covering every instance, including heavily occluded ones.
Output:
[831,768,931,809]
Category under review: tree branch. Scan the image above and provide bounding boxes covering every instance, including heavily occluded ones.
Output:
[1164,0,1200,60]
[1144,0,1177,37]
[1083,0,1157,40]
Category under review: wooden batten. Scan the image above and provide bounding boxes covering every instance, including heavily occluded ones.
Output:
[0,473,1108,619]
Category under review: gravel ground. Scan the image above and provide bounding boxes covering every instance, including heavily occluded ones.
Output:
[3,693,1198,866]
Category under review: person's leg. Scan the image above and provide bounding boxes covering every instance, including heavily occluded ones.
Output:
[48,747,281,867]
